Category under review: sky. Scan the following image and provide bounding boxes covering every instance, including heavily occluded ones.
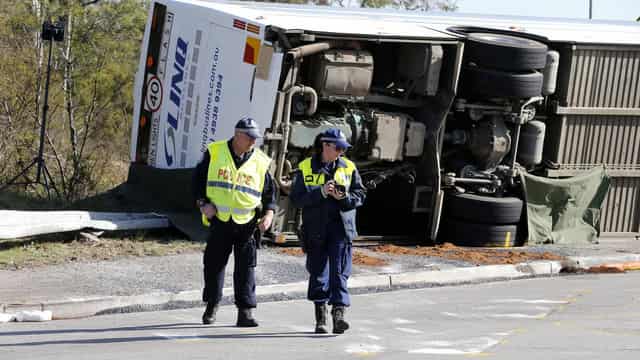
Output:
[456,0,640,22]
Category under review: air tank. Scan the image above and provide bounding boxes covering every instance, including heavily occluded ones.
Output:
[517,120,546,166]
[542,50,560,96]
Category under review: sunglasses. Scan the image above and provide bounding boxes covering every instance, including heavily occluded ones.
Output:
[324,142,346,151]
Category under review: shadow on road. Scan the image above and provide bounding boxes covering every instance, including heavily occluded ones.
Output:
[0,323,335,346]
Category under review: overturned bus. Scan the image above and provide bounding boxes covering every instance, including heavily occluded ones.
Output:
[130,0,640,245]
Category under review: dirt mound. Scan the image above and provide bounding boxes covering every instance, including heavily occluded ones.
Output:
[278,247,388,266]
[278,243,564,267]
[353,251,388,266]
[371,243,564,265]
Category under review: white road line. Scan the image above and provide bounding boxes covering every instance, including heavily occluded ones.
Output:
[345,343,385,354]
[490,299,569,304]
[490,312,547,319]
[442,311,461,317]
[391,318,416,324]
[474,305,552,312]
[409,337,500,355]
[492,332,513,336]
[442,311,548,319]
[395,327,424,334]
[152,332,207,341]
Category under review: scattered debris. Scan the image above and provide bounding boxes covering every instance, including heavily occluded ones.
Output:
[1,310,53,322]
[278,242,565,266]
[586,262,640,273]
[586,265,626,273]
[0,313,15,323]
[79,231,102,243]
[370,243,565,265]
[15,310,52,322]
[353,251,388,266]
[278,248,303,257]
[0,210,170,239]
[278,247,389,266]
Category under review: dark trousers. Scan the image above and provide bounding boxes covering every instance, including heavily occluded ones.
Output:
[306,220,353,306]
[202,217,258,308]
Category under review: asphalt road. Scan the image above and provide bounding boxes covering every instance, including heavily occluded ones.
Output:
[2,272,639,359]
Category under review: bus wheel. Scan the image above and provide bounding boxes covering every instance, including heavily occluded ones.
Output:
[465,32,548,71]
[462,66,543,99]
[440,218,520,247]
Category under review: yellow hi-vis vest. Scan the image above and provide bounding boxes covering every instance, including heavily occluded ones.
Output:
[203,140,271,226]
[298,156,356,189]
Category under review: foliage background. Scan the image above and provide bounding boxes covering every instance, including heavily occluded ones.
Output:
[0,0,148,202]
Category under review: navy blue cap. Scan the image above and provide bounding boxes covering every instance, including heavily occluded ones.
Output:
[235,117,262,139]
[320,128,351,150]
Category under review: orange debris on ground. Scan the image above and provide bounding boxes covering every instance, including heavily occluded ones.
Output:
[279,248,304,257]
[370,243,565,265]
[353,251,388,266]
[278,247,388,266]
[587,262,640,273]
[586,265,626,273]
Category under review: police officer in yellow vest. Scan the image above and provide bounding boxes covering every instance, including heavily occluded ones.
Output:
[192,117,276,327]
[289,128,366,334]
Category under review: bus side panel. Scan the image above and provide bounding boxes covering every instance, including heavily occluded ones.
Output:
[150,14,253,169]
[189,23,255,164]
[248,49,283,137]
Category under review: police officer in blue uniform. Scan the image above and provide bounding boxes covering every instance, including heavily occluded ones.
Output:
[192,117,276,327]
[289,128,366,334]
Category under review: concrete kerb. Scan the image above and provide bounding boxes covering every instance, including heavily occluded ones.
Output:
[1,255,637,320]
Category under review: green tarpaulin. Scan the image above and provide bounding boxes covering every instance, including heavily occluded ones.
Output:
[520,166,610,245]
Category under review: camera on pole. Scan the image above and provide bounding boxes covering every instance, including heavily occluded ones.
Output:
[0,17,66,198]
[41,19,65,42]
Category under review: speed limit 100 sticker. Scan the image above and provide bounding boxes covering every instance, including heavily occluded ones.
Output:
[145,75,163,112]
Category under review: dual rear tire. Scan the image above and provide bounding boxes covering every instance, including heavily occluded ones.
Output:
[461,32,548,99]
[440,192,524,247]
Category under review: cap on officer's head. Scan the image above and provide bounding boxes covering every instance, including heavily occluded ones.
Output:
[320,128,351,150]
[235,117,262,139]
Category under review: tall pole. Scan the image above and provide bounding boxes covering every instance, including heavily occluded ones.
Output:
[36,37,53,184]
[589,0,593,19]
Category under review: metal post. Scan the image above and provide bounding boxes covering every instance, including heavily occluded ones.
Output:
[36,37,53,184]
[589,0,593,19]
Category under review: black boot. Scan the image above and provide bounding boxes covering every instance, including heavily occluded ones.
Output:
[236,308,259,327]
[331,305,349,334]
[314,303,328,334]
[202,302,218,325]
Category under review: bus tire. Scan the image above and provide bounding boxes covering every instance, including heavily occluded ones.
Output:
[443,192,523,225]
[441,219,520,247]
[462,66,543,99]
[466,33,548,71]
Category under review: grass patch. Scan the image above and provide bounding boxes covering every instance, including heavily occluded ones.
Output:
[0,229,204,270]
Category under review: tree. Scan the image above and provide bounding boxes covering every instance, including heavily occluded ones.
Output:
[394,0,461,10]
[251,0,458,11]
[0,0,148,201]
